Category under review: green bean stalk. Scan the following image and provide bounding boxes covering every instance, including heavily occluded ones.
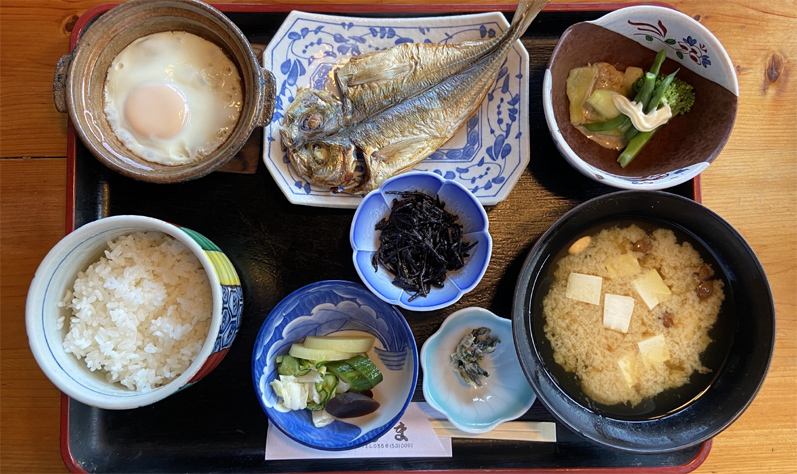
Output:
[576,49,697,168]
[624,69,678,141]
[618,70,696,167]
[572,49,695,168]
[585,49,666,134]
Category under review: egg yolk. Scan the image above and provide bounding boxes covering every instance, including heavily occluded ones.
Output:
[124,83,189,139]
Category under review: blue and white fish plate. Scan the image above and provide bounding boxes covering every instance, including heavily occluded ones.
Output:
[262,11,531,208]
[252,280,418,450]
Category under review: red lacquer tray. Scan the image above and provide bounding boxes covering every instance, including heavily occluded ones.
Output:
[62,3,709,473]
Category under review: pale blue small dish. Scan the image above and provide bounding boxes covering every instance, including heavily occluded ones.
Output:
[421,307,536,433]
[351,171,492,312]
[252,280,418,450]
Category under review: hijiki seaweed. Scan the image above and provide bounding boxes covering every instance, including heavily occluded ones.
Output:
[372,191,476,301]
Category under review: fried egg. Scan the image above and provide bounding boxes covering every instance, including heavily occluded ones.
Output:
[103,31,243,166]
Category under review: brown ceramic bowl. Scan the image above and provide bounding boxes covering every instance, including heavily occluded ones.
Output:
[542,6,738,189]
[53,0,276,183]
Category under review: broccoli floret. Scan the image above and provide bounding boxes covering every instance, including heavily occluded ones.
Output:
[632,75,695,116]
[663,78,695,116]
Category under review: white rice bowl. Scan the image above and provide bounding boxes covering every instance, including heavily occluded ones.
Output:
[59,231,212,392]
[27,215,225,410]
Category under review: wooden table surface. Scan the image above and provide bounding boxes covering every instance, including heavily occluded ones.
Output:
[1,0,794,472]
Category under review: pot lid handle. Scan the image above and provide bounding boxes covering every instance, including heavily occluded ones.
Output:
[53,54,72,113]
[256,67,277,128]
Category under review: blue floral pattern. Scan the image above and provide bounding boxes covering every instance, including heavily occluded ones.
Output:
[263,12,529,208]
[251,281,418,450]
[212,285,243,353]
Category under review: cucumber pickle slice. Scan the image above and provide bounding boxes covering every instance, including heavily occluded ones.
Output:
[326,355,383,391]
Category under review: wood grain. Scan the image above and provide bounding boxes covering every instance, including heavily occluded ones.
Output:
[0,159,67,473]
[1,1,795,473]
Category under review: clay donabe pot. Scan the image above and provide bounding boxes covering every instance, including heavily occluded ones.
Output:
[53,0,276,183]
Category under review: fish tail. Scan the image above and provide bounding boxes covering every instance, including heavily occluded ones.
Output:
[470,0,546,73]
[506,0,549,43]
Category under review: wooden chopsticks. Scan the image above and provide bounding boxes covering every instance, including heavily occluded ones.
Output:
[429,419,557,442]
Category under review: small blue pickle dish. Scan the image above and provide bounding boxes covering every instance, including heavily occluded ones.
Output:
[421,307,536,434]
[350,171,492,312]
[252,280,418,450]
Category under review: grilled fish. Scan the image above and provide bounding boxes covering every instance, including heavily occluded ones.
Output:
[280,0,547,194]
[337,35,505,123]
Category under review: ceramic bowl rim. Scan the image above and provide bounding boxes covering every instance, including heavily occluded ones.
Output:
[63,0,274,183]
[26,215,223,409]
[250,279,419,450]
[511,190,775,453]
[350,171,493,312]
[541,5,738,190]
[420,306,536,433]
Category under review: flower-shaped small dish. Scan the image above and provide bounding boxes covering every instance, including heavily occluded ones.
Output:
[542,5,738,190]
[351,171,492,312]
[263,10,530,208]
[252,280,418,450]
[421,307,536,433]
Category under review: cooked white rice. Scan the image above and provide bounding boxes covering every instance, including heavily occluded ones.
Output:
[59,231,212,392]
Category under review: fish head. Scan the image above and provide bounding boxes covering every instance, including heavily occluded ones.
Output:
[286,138,359,191]
[280,88,344,148]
